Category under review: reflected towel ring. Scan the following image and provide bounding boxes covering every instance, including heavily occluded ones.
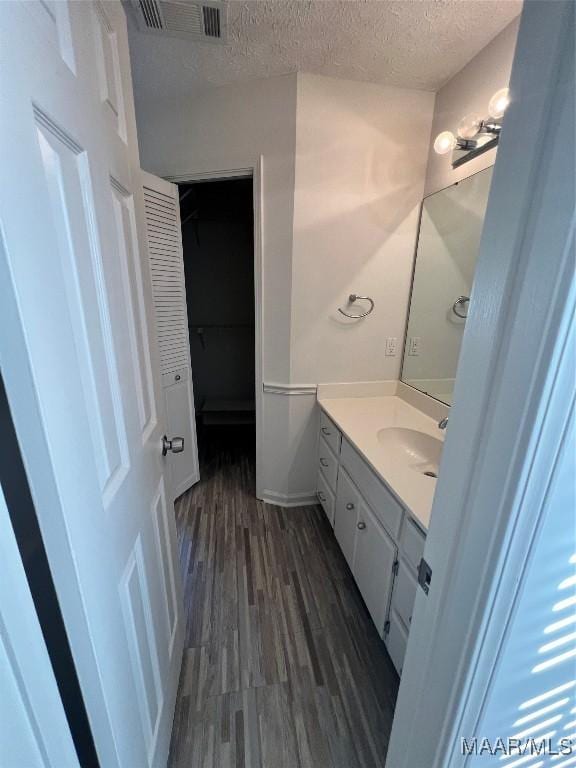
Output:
[338,294,375,319]
[452,295,470,319]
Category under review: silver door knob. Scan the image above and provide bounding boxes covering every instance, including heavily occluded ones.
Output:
[357,521,366,530]
[162,435,184,456]
[346,502,355,510]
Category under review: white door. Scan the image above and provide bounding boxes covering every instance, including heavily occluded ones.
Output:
[0,483,79,768]
[142,171,200,500]
[0,3,183,767]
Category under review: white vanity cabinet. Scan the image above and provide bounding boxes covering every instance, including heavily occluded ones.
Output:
[316,409,428,676]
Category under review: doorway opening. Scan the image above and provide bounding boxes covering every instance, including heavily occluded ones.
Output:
[178,177,256,483]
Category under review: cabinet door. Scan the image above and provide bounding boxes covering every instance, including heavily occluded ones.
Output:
[334,469,359,570]
[392,559,418,629]
[354,500,397,635]
[386,612,408,675]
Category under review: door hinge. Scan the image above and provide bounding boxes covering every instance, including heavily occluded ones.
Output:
[384,620,391,635]
[392,559,399,576]
[417,557,432,595]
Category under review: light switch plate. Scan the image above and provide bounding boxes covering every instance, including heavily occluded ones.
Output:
[386,337,398,356]
[408,337,421,356]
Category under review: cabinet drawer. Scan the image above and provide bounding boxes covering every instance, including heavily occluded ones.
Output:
[386,612,408,674]
[319,411,341,457]
[400,517,426,573]
[341,438,403,540]
[317,471,335,527]
[318,436,338,491]
[392,559,418,629]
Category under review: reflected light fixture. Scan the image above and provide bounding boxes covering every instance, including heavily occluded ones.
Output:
[433,130,457,155]
[458,113,483,140]
[488,87,510,119]
[433,87,510,164]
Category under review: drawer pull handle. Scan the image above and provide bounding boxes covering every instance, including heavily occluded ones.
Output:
[321,427,331,435]
[357,521,366,530]
[318,492,326,502]
[320,458,329,467]
[346,502,355,510]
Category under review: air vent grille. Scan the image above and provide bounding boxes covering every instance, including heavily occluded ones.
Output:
[130,0,226,41]
[202,5,220,37]
[138,0,162,29]
[163,2,203,34]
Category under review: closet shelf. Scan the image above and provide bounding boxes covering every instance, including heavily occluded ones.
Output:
[189,323,254,329]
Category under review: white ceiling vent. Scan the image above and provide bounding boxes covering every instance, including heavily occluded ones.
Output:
[129,0,226,42]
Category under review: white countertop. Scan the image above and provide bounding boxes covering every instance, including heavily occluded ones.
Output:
[318,395,444,530]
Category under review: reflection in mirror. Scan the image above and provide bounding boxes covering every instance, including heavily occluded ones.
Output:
[401,166,494,405]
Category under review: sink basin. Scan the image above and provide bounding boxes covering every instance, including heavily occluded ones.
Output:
[376,427,443,477]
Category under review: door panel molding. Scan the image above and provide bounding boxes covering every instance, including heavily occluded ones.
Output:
[119,536,164,764]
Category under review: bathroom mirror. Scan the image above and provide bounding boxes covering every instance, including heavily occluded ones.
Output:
[401,166,494,405]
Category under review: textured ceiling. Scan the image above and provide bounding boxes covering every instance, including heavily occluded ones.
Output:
[127,0,522,101]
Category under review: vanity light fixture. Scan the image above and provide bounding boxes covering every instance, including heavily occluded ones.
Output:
[433,88,510,167]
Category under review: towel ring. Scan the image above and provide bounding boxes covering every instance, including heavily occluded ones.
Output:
[338,294,375,319]
[452,295,470,319]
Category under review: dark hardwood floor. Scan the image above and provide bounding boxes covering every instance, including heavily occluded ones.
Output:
[169,425,399,768]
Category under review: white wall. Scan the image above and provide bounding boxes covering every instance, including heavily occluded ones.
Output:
[424,18,520,196]
[291,74,434,384]
[288,74,434,497]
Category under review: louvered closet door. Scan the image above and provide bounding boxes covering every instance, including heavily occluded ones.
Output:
[142,170,199,499]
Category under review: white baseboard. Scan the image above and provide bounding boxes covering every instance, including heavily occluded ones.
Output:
[260,489,318,508]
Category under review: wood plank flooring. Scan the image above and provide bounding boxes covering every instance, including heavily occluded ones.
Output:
[169,426,399,768]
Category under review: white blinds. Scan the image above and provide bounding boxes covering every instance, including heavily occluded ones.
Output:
[143,183,189,376]
[468,412,576,767]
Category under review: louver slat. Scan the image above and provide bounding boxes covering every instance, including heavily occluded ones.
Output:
[143,184,190,376]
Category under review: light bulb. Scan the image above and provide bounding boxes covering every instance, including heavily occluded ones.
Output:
[433,130,457,155]
[458,113,482,140]
[488,88,510,119]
